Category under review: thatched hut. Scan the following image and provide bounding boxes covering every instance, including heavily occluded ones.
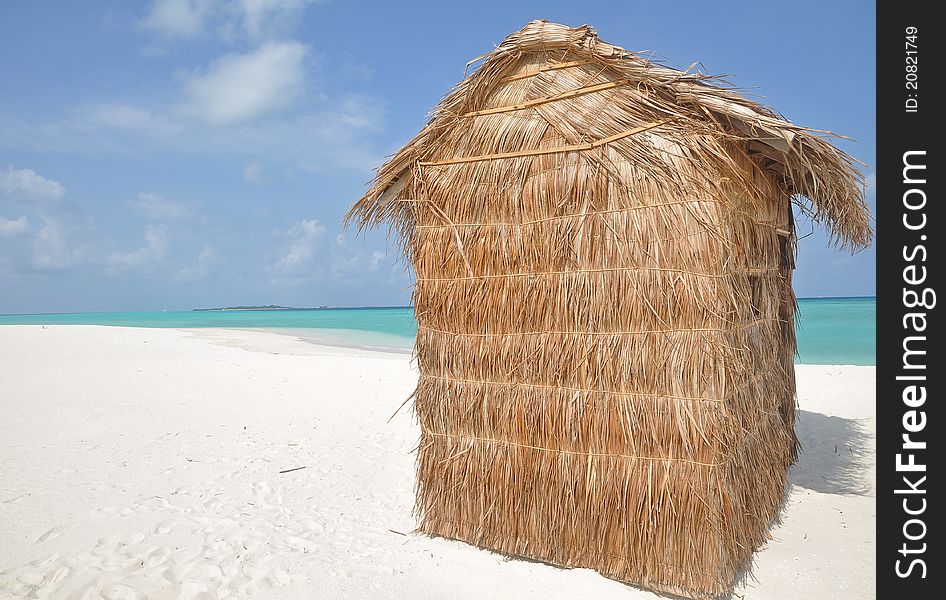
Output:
[347,21,871,599]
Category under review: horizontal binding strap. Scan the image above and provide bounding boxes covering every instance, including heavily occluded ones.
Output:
[419,118,674,167]
[419,372,727,403]
[417,317,769,338]
[460,78,634,118]
[415,265,781,282]
[414,198,728,228]
[405,200,789,234]
[498,58,599,82]
[425,431,722,467]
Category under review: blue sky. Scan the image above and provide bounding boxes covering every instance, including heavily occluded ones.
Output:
[0,0,875,313]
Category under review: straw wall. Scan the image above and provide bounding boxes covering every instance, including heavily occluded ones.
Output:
[404,93,798,596]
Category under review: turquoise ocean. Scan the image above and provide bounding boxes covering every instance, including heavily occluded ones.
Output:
[0,297,875,365]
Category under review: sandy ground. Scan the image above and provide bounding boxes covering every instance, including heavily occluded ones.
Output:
[0,326,875,599]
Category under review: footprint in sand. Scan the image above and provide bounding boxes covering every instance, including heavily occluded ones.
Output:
[100,583,147,600]
[153,520,175,535]
[0,469,346,599]
[46,565,71,585]
[96,532,146,547]
[35,525,69,544]
[251,480,285,508]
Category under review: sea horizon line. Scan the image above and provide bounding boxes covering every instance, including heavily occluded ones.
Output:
[1,295,876,318]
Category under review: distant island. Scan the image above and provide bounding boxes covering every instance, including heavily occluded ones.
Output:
[191,305,407,312]
[193,305,328,312]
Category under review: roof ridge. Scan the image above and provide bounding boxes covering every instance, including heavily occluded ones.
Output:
[346,21,872,251]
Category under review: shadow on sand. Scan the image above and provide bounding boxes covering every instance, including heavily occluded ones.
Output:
[789,409,873,496]
[727,410,873,598]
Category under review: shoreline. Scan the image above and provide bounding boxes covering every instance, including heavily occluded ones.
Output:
[0,323,873,366]
[0,326,875,599]
[241,327,414,356]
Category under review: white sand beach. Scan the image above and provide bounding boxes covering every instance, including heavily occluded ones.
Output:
[0,326,874,599]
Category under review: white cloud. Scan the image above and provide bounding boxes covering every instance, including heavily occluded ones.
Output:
[243,161,264,183]
[290,95,387,170]
[274,218,325,272]
[179,42,308,125]
[0,113,135,155]
[0,216,29,237]
[329,95,386,132]
[329,254,359,278]
[177,245,220,280]
[145,224,170,256]
[106,247,152,271]
[1,166,66,202]
[1,55,385,172]
[235,0,316,38]
[32,215,91,271]
[141,0,317,40]
[0,170,98,272]
[79,104,183,138]
[321,236,400,282]
[297,219,325,238]
[106,224,170,272]
[368,250,386,271]
[129,192,196,219]
[141,0,213,37]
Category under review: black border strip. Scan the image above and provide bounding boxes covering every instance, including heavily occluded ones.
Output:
[877,1,941,596]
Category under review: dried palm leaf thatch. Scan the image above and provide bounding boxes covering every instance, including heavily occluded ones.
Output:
[346,20,871,599]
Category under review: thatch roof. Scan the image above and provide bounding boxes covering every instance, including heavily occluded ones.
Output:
[347,20,871,250]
